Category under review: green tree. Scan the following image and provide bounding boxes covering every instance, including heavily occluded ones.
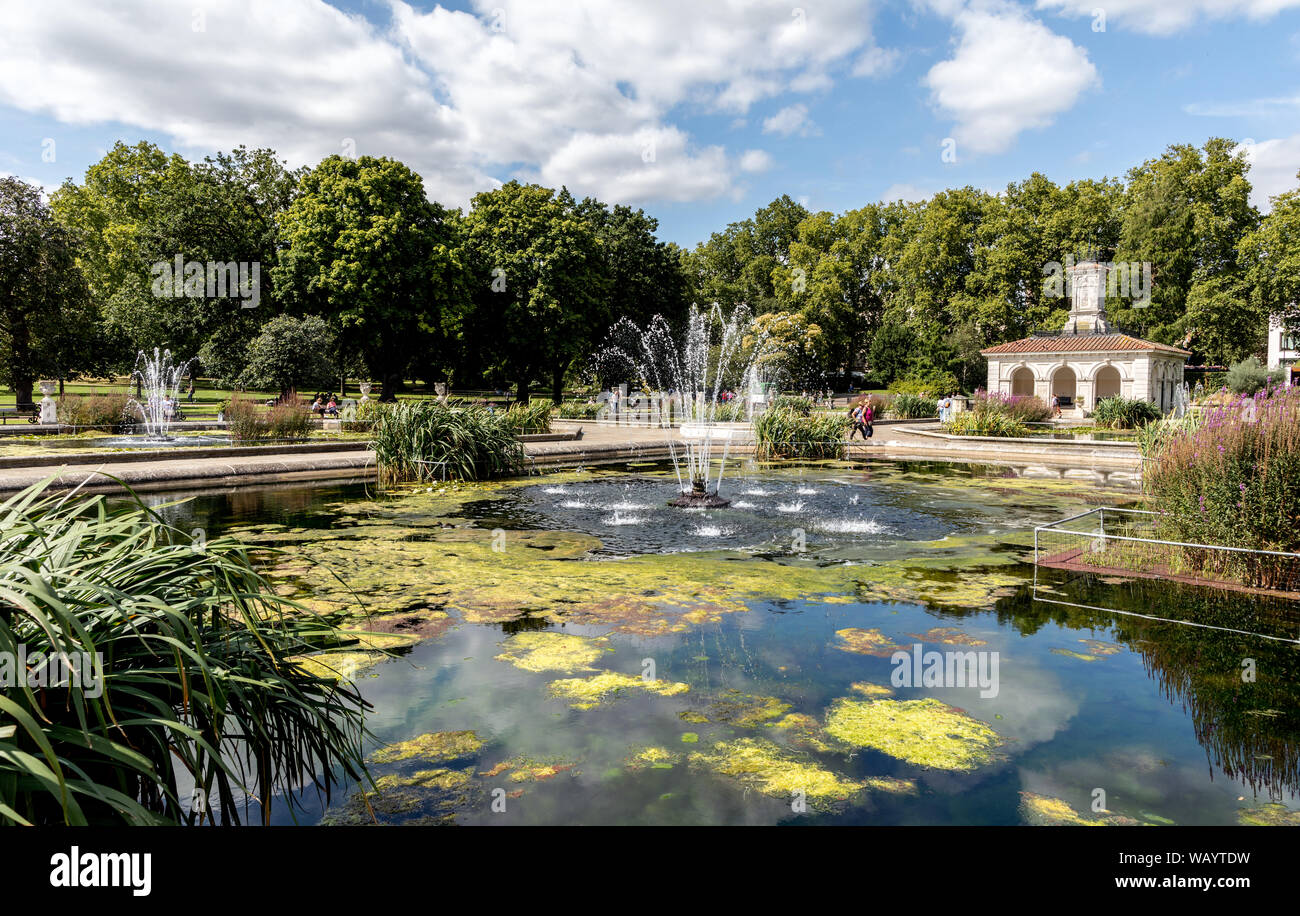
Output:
[238,314,337,400]
[458,182,608,402]
[0,178,103,404]
[1241,171,1300,349]
[274,155,464,400]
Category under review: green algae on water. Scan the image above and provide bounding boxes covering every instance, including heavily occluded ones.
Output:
[707,690,792,727]
[689,737,864,806]
[494,631,611,673]
[823,697,1002,772]
[1019,792,1138,826]
[547,671,690,710]
[370,730,484,765]
[1238,802,1300,825]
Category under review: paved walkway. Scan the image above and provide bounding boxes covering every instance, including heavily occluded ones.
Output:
[0,420,1140,493]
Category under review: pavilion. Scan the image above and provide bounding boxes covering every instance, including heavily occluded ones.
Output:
[980,260,1190,416]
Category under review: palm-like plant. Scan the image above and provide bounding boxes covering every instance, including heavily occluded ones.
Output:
[0,478,369,825]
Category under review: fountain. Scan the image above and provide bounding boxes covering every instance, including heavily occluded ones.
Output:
[127,348,193,441]
[596,304,775,508]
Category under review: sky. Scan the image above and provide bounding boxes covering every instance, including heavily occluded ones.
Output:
[1,0,1298,247]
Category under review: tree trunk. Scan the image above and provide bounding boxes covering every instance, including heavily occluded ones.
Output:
[380,372,400,402]
[14,379,33,406]
[515,379,530,403]
[551,366,565,404]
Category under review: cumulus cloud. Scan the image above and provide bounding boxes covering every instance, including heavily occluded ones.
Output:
[0,0,894,207]
[1240,134,1300,210]
[924,2,1099,155]
[738,149,776,173]
[1036,0,1300,35]
[762,104,819,137]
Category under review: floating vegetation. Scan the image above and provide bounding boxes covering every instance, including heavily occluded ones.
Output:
[1078,638,1123,656]
[547,671,690,710]
[482,756,580,783]
[624,746,681,770]
[823,698,1002,772]
[1237,802,1300,825]
[679,710,710,724]
[370,730,484,765]
[689,738,863,806]
[833,627,903,657]
[707,690,792,727]
[906,627,987,646]
[291,649,390,681]
[1050,648,1101,662]
[375,768,472,791]
[681,732,700,743]
[849,682,895,698]
[495,631,611,673]
[1019,792,1137,826]
[774,713,835,752]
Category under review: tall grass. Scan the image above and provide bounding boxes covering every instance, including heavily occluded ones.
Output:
[892,392,937,419]
[371,400,524,485]
[56,393,131,432]
[1093,396,1161,429]
[501,400,554,434]
[1143,386,1300,589]
[754,406,848,459]
[0,479,369,825]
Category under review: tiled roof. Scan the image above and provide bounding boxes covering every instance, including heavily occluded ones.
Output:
[981,334,1191,357]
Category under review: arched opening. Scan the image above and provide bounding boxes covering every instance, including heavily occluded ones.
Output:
[1010,366,1035,398]
[1095,365,1121,401]
[1052,366,1076,408]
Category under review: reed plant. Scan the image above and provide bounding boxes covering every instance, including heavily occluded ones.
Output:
[1092,396,1161,429]
[371,400,524,485]
[0,479,369,825]
[501,399,554,434]
[754,406,848,459]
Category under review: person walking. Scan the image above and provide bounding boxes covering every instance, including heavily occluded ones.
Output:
[861,401,874,445]
[1050,394,1061,419]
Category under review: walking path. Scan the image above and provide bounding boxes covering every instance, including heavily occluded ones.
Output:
[0,419,1140,494]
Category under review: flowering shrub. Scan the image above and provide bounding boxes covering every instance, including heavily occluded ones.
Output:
[970,389,1051,424]
[1143,385,1300,587]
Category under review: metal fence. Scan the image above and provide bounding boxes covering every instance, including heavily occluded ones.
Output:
[1034,506,1300,599]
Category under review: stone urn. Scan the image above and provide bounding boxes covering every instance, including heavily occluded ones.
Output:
[38,380,57,424]
[358,382,372,404]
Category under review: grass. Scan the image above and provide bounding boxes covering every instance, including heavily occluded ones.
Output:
[370,400,525,485]
[0,478,371,825]
[753,407,849,459]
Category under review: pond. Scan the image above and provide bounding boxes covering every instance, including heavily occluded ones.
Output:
[155,459,1300,826]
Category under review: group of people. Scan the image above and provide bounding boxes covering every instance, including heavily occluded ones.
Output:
[848,399,875,441]
[309,393,341,417]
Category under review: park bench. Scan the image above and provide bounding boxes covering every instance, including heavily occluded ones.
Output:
[0,402,39,424]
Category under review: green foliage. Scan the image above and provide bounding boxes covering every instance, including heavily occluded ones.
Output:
[945,410,1029,437]
[868,320,916,385]
[1092,396,1162,429]
[0,177,103,402]
[889,369,958,399]
[0,479,369,825]
[56,392,131,430]
[1225,356,1283,396]
[224,398,314,441]
[753,406,848,459]
[970,390,1051,423]
[238,314,337,398]
[371,401,524,485]
[501,399,554,433]
[1144,387,1300,588]
[556,400,602,419]
[275,155,464,399]
[769,395,813,415]
[891,392,938,419]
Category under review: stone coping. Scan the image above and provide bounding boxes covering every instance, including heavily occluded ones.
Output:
[0,439,368,469]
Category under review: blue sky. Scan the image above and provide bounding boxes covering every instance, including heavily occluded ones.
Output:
[1,0,1297,247]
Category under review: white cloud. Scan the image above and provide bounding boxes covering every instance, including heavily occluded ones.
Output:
[924,2,1099,155]
[762,104,819,137]
[879,182,936,203]
[1036,0,1300,35]
[0,0,897,208]
[1239,134,1300,210]
[738,149,775,173]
